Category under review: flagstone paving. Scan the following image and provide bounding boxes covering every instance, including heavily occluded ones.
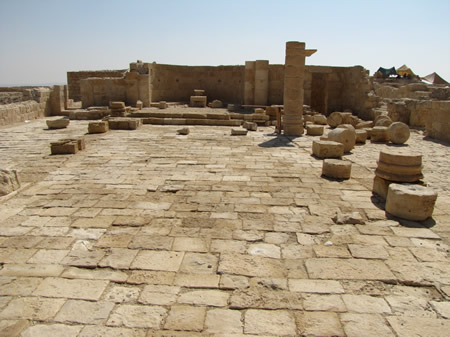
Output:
[0,115,449,336]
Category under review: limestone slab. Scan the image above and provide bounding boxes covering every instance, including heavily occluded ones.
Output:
[55,300,115,324]
[20,324,82,337]
[341,313,395,337]
[244,309,296,335]
[164,305,206,331]
[288,279,344,293]
[218,253,286,278]
[305,258,396,281]
[130,250,184,271]
[0,297,65,320]
[387,316,450,337]
[33,277,109,300]
[177,289,229,307]
[205,308,243,334]
[107,304,167,329]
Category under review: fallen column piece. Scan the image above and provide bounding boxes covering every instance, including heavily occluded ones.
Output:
[322,159,352,179]
[387,121,410,144]
[386,183,438,221]
[327,128,356,153]
[312,140,344,158]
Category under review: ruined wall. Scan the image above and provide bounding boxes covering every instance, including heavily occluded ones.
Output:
[79,72,150,108]
[0,88,52,126]
[426,101,450,142]
[67,70,127,101]
[149,64,244,103]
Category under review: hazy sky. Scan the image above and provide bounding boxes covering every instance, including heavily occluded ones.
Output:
[1,0,449,86]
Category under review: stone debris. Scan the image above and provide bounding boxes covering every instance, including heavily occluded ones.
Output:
[355,129,368,143]
[312,140,344,158]
[386,183,438,221]
[107,117,142,130]
[327,111,343,128]
[327,127,356,153]
[110,101,127,117]
[210,100,223,108]
[158,101,168,109]
[322,159,352,180]
[231,128,248,136]
[387,121,410,144]
[370,126,389,142]
[136,100,143,109]
[243,121,258,131]
[87,121,109,134]
[306,125,324,136]
[0,169,20,196]
[333,211,365,224]
[46,118,69,129]
[313,114,327,125]
[50,137,85,155]
[176,127,190,135]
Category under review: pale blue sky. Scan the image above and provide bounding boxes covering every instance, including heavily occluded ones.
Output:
[1,0,449,86]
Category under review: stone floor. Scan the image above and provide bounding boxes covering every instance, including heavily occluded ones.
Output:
[0,113,449,337]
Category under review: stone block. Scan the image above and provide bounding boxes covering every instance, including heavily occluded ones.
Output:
[177,127,190,135]
[306,125,324,136]
[355,129,367,143]
[231,128,248,136]
[46,119,69,129]
[158,101,168,109]
[356,120,374,129]
[372,175,391,200]
[108,118,142,130]
[386,184,438,221]
[136,100,143,109]
[322,159,352,179]
[110,101,125,109]
[193,89,205,96]
[327,112,343,128]
[327,127,356,152]
[340,112,353,124]
[50,140,78,155]
[0,169,21,196]
[375,116,393,127]
[312,140,344,159]
[313,114,327,125]
[388,122,410,144]
[210,100,223,108]
[254,108,265,114]
[88,121,108,134]
[190,96,207,108]
[370,126,389,142]
[243,121,257,131]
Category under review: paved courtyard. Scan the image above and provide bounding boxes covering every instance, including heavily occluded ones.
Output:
[0,112,449,337]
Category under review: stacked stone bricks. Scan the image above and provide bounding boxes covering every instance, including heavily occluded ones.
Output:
[110,101,126,117]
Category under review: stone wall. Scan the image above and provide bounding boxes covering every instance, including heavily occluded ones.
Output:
[426,101,450,142]
[67,70,127,101]
[0,88,52,126]
[74,62,373,117]
[79,72,150,108]
[149,63,244,103]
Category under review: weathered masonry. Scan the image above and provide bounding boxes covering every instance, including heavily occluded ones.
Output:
[67,57,374,117]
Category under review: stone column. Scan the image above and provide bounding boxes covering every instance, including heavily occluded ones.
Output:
[254,60,269,106]
[244,61,255,105]
[283,42,306,136]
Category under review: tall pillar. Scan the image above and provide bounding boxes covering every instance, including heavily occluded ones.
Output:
[244,61,255,105]
[283,42,306,136]
[254,60,269,106]
[283,42,316,136]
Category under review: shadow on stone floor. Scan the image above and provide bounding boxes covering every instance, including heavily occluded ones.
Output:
[259,134,295,148]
